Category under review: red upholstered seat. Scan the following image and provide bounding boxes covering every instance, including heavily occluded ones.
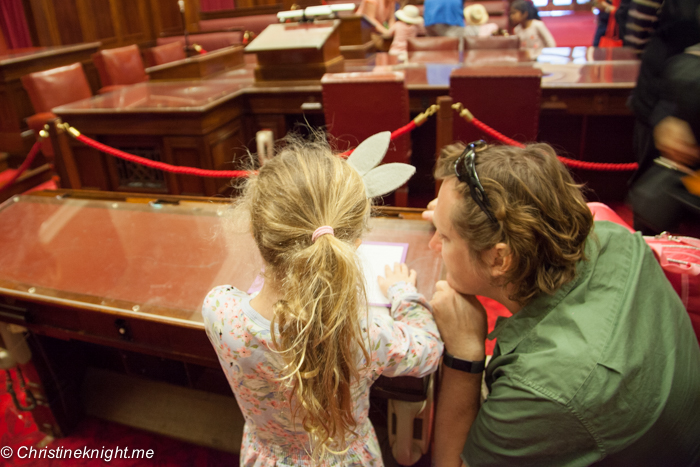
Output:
[20,62,92,157]
[407,37,460,52]
[92,45,148,94]
[321,71,412,206]
[450,66,542,145]
[198,15,279,36]
[464,35,520,50]
[143,41,187,68]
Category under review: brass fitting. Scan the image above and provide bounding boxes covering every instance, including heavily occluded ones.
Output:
[413,104,438,126]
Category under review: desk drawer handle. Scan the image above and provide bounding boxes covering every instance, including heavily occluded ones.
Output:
[0,303,28,322]
[301,102,322,110]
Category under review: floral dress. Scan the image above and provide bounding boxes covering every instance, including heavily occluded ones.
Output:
[201,282,443,466]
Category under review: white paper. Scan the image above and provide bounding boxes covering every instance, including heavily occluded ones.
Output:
[357,242,409,307]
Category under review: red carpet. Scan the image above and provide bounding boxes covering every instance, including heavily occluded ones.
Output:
[541,11,597,48]
[0,376,239,466]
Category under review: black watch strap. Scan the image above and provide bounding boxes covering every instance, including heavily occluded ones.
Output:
[443,351,486,373]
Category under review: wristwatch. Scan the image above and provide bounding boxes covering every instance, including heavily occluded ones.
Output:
[443,351,486,373]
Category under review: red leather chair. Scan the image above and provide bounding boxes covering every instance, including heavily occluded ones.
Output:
[450,66,542,145]
[321,71,412,206]
[92,45,148,94]
[143,41,187,68]
[20,62,93,157]
[464,35,520,50]
[407,37,460,52]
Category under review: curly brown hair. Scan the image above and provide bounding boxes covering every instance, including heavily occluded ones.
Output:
[435,142,594,305]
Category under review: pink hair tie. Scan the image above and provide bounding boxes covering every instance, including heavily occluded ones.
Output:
[312,226,334,243]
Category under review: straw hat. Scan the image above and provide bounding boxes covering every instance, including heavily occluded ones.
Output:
[464,4,489,25]
[395,5,424,25]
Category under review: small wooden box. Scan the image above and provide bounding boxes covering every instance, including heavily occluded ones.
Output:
[245,20,344,82]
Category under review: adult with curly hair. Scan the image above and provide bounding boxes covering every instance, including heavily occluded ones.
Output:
[428,141,700,467]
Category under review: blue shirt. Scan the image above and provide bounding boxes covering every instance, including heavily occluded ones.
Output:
[423,0,464,27]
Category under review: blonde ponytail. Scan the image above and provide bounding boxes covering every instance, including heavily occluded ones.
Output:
[235,137,371,459]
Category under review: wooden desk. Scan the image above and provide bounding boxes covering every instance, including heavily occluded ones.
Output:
[0,189,442,437]
[52,47,639,202]
[0,43,101,157]
[146,46,245,81]
[52,81,250,196]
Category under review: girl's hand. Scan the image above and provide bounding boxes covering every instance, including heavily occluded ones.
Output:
[378,262,417,297]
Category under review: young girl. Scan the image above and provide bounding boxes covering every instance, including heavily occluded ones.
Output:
[371,4,426,61]
[202,138,443,466]
[510,0,556,54]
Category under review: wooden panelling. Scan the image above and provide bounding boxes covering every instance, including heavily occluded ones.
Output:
[149,0,199,38]
[53,0,84,45]
[113,0,152,44]
[27,0,61,46]
[24,0,167,48]
[82,0,117,46]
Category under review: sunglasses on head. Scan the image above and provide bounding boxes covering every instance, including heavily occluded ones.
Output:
[453,140,498,226]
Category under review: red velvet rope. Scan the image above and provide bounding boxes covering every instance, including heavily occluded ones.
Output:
[75,134,250,178]
[0,141,42,193]
[76,125,418,177]
[339,121,417,158]
[470,117,639,172]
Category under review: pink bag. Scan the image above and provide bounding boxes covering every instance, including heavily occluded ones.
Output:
[587,203,700,342]
[644,233,700,341]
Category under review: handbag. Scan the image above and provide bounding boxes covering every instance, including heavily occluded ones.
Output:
[587,202,700,343]
[598,0,623,48]
[644,233,700,342]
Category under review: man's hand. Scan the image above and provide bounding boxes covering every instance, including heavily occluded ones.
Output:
[378,262,417,297]
[431,281,488,360]
[654,116,700,167]
[421,198,438,223]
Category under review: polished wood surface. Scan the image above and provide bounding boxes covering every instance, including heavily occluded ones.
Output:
[245,21,345,81]
[50,47,639,201]
[0,190,440,328]
[0,189,442,434]
[146,46,245,81]
[0,42,101,156]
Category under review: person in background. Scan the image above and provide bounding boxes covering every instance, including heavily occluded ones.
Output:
[427,141,700,467]
[628,0,700,233]
[202,136,443,466]
[358,0,397,30]
[614,0,632,41]
[372,4,426,61]
[463,4,499,37]
[623,0,661,55]
[592,0,615,47]
[424,0,466,37]
[509,0,556,55]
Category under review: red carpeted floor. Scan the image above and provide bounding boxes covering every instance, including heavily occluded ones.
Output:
[0,374,239,466]
[541,10,598,48]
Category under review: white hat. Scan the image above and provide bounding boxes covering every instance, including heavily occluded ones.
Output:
[395,5,424,25]
[464,4,489,26]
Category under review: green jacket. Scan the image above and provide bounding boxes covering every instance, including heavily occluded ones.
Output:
[464,221,700,466]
